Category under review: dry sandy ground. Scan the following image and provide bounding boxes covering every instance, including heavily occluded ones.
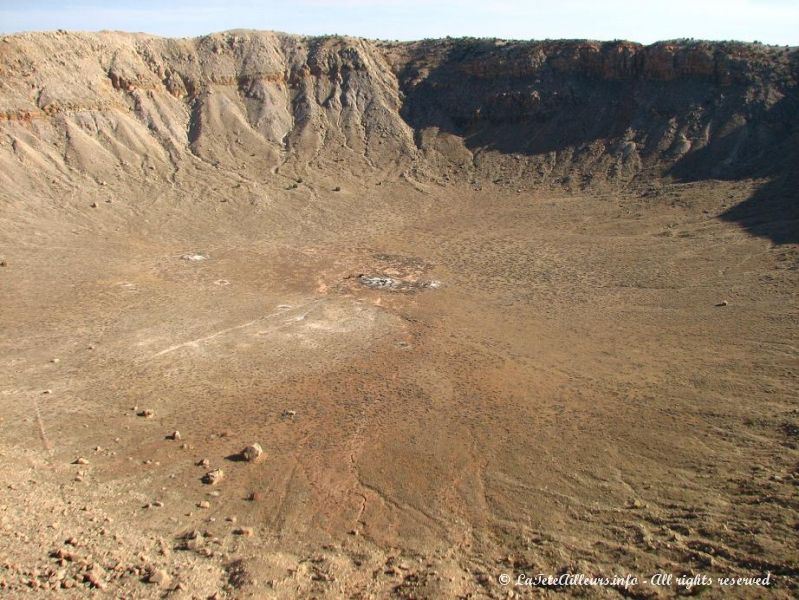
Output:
[0,172,797,598]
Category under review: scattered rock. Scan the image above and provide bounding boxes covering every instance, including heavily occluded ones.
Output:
[282,410,296,419]
[145,568,171,587]
[52,548,74,561]
[167,430,181,440]
[90,202,98,208]
[72,457,89,465]
[715,300,728,307]
[233,527,254,537]
[246,491,261,502]
[84,568,106,589]
[197,501,210,509]
[197,458,210,468]
[202,469,225,485]
[181,254,207,262]
[240,443,264,463]
[137,409,154,418]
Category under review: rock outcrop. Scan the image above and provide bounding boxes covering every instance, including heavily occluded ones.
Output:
[0,31,796,196]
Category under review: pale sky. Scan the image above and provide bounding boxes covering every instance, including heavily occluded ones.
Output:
[0,0,796,45]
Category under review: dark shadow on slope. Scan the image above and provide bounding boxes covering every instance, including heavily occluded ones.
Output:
[397,40,761,157]
[669,93,799,244]
[717,176,799,244]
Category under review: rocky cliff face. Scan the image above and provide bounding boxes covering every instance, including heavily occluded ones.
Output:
[0,30,417,196]
[391,39,798,187]
[0,30,796,197]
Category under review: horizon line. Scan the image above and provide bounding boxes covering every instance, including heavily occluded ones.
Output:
[1,28,796,48]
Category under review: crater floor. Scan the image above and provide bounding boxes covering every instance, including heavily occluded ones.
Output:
[1,177,796,598]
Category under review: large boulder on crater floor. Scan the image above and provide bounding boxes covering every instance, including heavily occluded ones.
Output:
[241,443,264,463]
